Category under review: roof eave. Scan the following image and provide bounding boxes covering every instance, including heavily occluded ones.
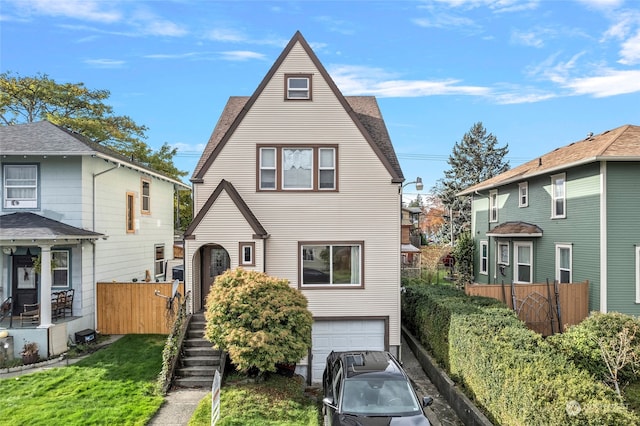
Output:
[486,232,543,238]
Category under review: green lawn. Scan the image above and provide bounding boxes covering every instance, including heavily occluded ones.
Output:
[189,373,321,426]
[0,334,165,425]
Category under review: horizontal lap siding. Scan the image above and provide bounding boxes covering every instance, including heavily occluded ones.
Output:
[192,42,401,345]
[606,162,640,315]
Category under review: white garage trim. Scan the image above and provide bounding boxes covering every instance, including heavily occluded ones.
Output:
[309,317,388,383]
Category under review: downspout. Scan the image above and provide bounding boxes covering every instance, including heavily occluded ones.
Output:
[600,162,607,313]
[92,162,120,329]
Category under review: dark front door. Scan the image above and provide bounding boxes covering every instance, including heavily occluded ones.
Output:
[12,255,38,315]
[201,245,230,308]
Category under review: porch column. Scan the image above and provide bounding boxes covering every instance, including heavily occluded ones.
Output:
[37,244,53,328]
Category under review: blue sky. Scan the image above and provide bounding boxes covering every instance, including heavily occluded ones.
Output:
[2,1,639,196]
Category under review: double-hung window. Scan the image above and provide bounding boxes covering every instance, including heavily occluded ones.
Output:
[479,241,488,275]
[489,190,498,222]
[514,242,533,283]
[300,242,362,287]
[285,74,311,100]
[258,146,337,191]
[551,173,566,218]
[556,244,572,283]
[498,242,509,265]
[141,179,151,214]
[519,182,528,207]
[52,250,70,288]
[154,244,165,277]
[3,164,38,209]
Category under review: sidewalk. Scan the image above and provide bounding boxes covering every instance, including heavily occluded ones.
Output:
[147,387,210,426]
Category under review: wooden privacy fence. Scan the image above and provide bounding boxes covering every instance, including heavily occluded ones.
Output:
[97,282,185,335]
[465,280,589,336]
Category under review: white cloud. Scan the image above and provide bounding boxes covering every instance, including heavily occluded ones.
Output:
[412,14,477,30]
[219,51,267,61]
[563,68,640,97]
[144,52,203,60]
[429,0,539,13]
[619,29,640,64]
[511,29,545,48]
[574,0,624,10]
[84,58,126,68]
[206,28,247,42]
[14,0,121,23]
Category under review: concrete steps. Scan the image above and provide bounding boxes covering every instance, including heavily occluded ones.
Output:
[173,312,222,389]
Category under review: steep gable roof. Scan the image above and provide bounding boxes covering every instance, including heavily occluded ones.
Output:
[459,124,640,195]
[184,179,268,239]
[0,121,189,188]
[191,31,403,183]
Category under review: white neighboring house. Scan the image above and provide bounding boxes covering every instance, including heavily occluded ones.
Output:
[184,31,406,383]
[0,121,190,359]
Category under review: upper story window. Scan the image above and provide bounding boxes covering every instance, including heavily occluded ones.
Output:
[126,192,135,233]
[3,164,38,209]
[551,173,566,218]
[258,145,337,191]
[141,179,151,214]
[154,244,165,277]
[489,190,498,222]
[285,74,312,100]
[519,182,528,207]
[52,250,70,288]
[300,242,362,287]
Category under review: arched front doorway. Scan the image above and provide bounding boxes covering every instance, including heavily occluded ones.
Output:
[199,244,230,310]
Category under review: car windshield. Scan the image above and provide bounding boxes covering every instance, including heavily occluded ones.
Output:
[341,378,422,416]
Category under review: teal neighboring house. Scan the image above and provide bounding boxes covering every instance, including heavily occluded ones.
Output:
[458,124,640,315]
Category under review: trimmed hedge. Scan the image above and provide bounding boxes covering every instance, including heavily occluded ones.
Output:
[402,283,638,425]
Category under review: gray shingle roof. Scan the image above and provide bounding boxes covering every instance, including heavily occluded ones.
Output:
[0,212,104,241]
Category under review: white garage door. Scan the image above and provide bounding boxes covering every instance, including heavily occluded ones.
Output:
[311,319,385,383]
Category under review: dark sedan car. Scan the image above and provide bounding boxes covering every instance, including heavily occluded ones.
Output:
[322,350,433,426]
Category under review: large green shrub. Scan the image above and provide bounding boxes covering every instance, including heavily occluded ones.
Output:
[548,311,640,385]
[204,269,313,375]
[402,283,638,425]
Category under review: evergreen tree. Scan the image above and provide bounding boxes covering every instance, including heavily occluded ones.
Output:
[435,122,509,244]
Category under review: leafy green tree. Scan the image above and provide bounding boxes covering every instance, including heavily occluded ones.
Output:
[1,71,192,227]
[204,269,313,377]
[434,122,509,244]
[452,231,474,288]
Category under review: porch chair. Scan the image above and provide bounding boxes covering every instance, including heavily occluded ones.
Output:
[20,303,40,326]
[63,289,74,317]
[51,291,66,320]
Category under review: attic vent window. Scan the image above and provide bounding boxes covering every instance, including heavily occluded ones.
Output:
[286,74,311,100]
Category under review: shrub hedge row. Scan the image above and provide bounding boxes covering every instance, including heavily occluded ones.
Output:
[402,283,638,425]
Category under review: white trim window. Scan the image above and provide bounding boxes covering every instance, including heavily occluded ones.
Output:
[519,182,529,207]
[300,242,362,287]
[154,244,165,277]
[258,146,337,191]
[480,241,488,275]
[636,246,640,303]
[239,242,255,267]
[52,250,70,288]
[498,242,509,265]
[514,242,533,283]
[318,148,336,190]
[141,178,151,214]
[3,164,38,209]
[489,190,498,222]
[551,173,566,218]
[286,74,311,100]
[555,244,572,283]
[259,148,277,190]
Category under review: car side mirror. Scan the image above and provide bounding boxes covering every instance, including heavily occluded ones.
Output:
[423,396,434,407]
[322,397,337,409]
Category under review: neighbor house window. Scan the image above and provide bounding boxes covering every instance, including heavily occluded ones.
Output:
[126,192,135,233]
[636,246,640,303]
[52,250,70,288]
[300,242,362,287]
[498,242,509,265]
[3,164,38,209]
[154,244,165,277]
[258,145,337,191]
[489,190,498,222]
[239,242,255,267]
[551,173,566,218]
[480,241,488,275]
[519,182,529,207]
[285,74,311,100]
[141,179,151,214]
[556,244,572,284]
[514,242,533,283]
